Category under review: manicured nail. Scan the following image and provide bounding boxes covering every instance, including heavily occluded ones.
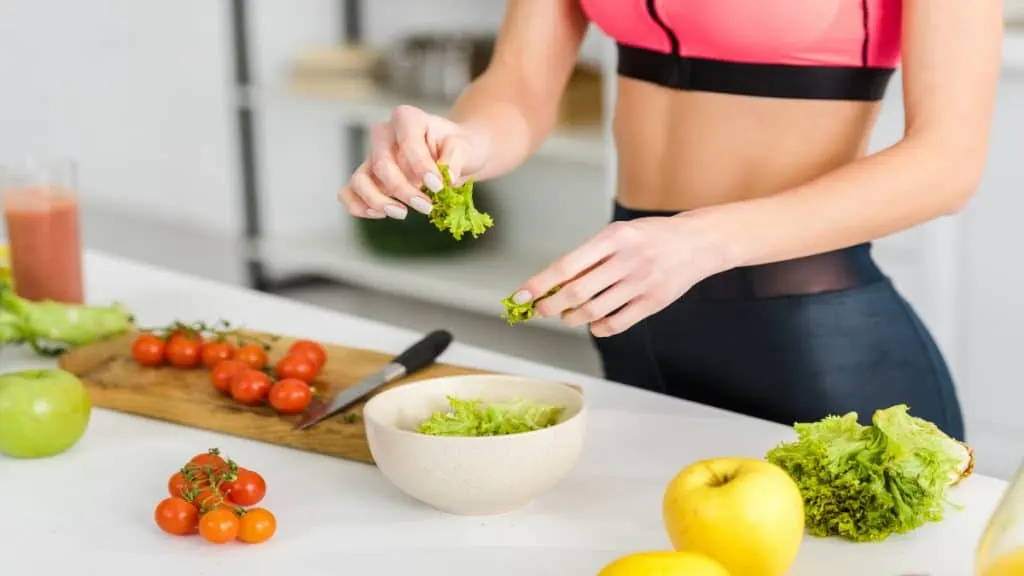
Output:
[366,208,384,218]
[512,290,531,305]
[384,205,407,220]
[423,172,443,193]
[409,196,433,215]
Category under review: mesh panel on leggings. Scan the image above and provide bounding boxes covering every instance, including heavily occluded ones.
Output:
[612,203,885,301]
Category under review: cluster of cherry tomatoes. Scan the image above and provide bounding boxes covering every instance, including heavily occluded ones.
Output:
[154,448,276,545]
[130,321,329,415]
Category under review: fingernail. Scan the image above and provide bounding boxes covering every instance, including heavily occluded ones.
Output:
[384,205,407,220]
[423,172,443,193]
[409,196,433,215]
[512,290,531,305]
[366,209,384,218]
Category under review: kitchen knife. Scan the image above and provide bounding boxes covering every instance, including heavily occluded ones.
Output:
[293,329,453,430]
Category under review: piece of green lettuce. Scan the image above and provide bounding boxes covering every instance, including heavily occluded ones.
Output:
[0,307,24,345]
[421,164,493,241]
[417,395,565,437]
[0,284,133,355]
[766,404,973,542]
[501,286,560,326]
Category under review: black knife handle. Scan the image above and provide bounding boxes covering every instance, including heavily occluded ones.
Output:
[392,329,453,374]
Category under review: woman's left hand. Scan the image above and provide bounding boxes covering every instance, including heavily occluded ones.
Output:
[512,214,736,337]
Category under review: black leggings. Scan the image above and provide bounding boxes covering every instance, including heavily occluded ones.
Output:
[591,203,966,440]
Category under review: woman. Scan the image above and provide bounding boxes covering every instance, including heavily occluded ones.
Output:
[339,0,1003,440]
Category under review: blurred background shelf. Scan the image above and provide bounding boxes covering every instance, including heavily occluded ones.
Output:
[239,84,606,167]
[252,229,589,337]
[232,8,613,341]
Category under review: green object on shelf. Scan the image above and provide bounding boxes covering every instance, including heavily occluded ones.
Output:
[355,183,496,257]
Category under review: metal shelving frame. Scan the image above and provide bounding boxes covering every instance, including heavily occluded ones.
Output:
[228,0,362,293]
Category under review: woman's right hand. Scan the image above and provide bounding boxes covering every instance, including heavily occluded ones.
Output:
[338,105,488,220]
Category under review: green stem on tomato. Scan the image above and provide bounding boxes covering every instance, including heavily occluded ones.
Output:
[137,320,278,350]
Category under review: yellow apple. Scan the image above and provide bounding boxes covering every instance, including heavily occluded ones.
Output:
[663,457,804,576]
[597,551,730,576]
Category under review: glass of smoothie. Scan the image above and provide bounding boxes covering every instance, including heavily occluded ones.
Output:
[0,159,84,304]
[977,462,1024,575]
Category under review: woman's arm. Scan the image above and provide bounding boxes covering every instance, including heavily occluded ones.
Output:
[690,0,1004,269]
[449,0,589,180]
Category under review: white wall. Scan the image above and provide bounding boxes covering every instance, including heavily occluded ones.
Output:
[0,0,238,231]
[959,75,1024,479]
[0,0,243,282]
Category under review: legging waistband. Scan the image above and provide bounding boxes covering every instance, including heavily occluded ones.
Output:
[612,202,886,301]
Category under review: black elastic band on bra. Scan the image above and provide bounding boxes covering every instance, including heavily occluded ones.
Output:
[617,44,895,102]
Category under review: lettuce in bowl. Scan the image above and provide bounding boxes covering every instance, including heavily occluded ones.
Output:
[417,395,565,437]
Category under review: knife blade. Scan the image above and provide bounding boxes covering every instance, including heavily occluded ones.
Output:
[293,329,454,430]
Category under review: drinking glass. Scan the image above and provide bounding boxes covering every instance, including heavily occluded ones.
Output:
[0,159,84,303]
[976,462,1024,576]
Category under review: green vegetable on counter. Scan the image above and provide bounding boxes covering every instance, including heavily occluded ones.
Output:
[765,404,975,543]
[501,286,560,325]
[0,308,23,345]
[422,164,493,241]
[417,395,565,437]
[0,282,134,356]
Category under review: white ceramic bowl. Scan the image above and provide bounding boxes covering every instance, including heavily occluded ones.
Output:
[363,373,587,516]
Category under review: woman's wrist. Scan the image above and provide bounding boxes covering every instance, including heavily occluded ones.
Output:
[671,204,747,275]
[454,121,493,178]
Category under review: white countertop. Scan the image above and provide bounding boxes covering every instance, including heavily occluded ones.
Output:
[0,251,1009,576]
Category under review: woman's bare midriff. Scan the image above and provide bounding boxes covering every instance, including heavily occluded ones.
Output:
[612,77,884,212]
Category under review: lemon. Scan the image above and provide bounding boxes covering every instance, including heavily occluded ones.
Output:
[597,551,731,576]
[0,243,11,288]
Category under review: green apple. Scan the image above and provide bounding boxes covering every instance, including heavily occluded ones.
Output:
[0,368,91,458]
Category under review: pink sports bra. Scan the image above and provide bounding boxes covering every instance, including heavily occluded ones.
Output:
[580,0,902,101]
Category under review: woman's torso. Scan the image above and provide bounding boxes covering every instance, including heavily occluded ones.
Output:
[580,0,903,211]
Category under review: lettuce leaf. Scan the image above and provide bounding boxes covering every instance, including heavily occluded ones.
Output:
[422,165,493,241]
[765,404,973,542]
[417,395,565,437]
[0,307,24,345]
[0,285,133,355]
[501,286,560,326]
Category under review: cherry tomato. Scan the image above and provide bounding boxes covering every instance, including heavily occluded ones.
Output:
[192,486,227,513]
[269,378,312,414]
[200,341,235,368]
[131,333,166,366]
[199,508,240,544]
[210,359,248,394]
[227,468,266,507]
[230,369,273,405]
[274,353,318,383]
[189,449,227,470]
[166,334,202,368]
[233,343,268,370]
[169,327,204,344]
[172,474,223,508]
[237,508,276,544]
[155,497,199,535]
[168,471,191,498]
[288,340,327,370]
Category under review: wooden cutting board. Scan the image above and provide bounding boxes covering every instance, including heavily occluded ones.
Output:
[57,330,491,465]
